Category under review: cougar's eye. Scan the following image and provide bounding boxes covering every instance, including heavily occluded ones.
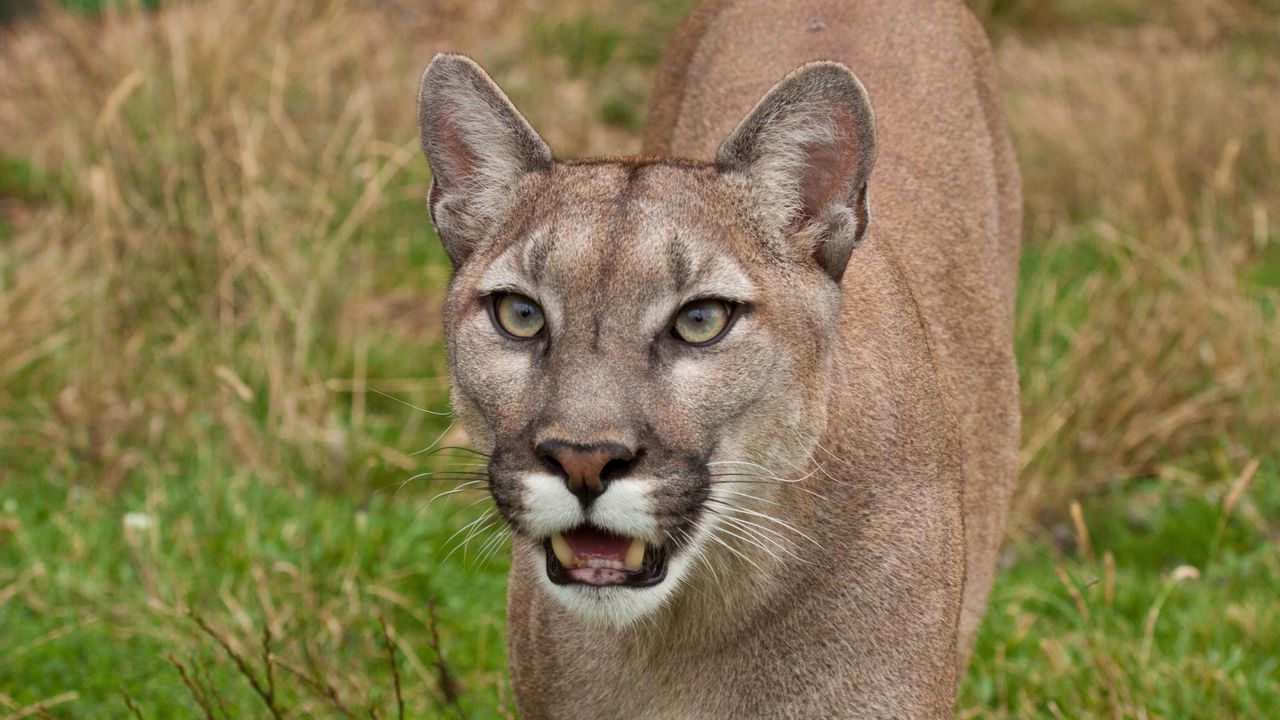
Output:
[493,293,545,339]
[672,299,732,345]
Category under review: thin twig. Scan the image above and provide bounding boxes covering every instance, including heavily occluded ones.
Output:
[167,655,217,720]
[425,600,460,708]
[380,615,405,720]
[119,689,146,720]
[190,613,284,720]
[274,657,355,716]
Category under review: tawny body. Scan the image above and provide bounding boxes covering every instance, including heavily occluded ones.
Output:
[507,1,1019,716]
[645,0,1022,668]
[415,0,1019,716]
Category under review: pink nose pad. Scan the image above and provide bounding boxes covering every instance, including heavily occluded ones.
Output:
[535,440,637,504]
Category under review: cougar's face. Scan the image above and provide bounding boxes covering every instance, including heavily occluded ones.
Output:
[418,55,874,625]
[444,163,840,623]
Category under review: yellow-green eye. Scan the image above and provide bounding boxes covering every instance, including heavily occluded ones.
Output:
[673,299,732,345]
[494,293,545,338]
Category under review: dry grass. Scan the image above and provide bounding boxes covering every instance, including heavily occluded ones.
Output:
[0,0,452,490]
[996,5,1280,521]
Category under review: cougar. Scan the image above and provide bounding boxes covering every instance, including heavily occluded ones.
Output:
[415,0,1020,715]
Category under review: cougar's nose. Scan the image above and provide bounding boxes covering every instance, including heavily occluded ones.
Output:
[535,439,637,505]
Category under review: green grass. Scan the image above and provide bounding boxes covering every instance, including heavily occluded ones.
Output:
[964,462,1280,717]
[2,420,515,717]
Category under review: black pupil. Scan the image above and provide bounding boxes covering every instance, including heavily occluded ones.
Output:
[689,308,707,325]
[517,303,533,319]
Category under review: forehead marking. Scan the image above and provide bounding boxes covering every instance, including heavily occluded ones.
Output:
[667,235,692,292]
[522,225,555,283]
[611,163,645,214]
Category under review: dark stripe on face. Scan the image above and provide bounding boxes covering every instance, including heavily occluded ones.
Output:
[667,235,693,292]
[523,227,555,283]
[610,163,645,215]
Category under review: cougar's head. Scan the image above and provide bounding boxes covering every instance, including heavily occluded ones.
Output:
[417,54,875,626]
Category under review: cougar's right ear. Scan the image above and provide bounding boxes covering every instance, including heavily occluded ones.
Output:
[418,53,553,267]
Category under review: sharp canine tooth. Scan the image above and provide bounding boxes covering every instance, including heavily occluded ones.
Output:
[551,533,575,567]
[625,537,645,570]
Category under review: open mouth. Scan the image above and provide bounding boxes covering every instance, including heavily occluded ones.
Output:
[544,525,669,587]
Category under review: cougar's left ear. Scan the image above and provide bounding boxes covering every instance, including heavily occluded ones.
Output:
[418,53,553,268]
[715,62,877,282]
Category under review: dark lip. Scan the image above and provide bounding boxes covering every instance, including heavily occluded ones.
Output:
[542,530,670,588]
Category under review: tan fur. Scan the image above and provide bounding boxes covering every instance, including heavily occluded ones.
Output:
[646,0,1022,670]
[415,0,1019,716]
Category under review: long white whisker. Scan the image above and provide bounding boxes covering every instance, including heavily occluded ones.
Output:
[709,476,829,502]
[706,499,824,550]
[405,419,457,460]
[396,467,483,492]
[708,459,822,483]
[420,481,488,510]
[709,503,801,546]
[713,513,811,564]
[786,428,850,487]
[442,508,492,545]
[373,388,453,417]
[473,524,512,567]
[443,510,497,563]
[462,519,501,563]
[705,533,765,574]
[710,520,788,564]
[711,488,779,506]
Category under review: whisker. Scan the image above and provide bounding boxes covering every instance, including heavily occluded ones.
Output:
[708,477,829,502]
[709,488,779,506]
[392,470,487,498]
[704,516,786,564]
[708,461,822,485]
[707,510,813,564]
[785,428,850,487]
[706,499,824,549]
[419,445,491,459]
[407,417,457,457]
[372,388,453,417]
[442,509,497,563]
[422,491,492,517]
[420,481,488,510]
[473,524,512,568]
[462,518,501,563]
[705,533,765,574]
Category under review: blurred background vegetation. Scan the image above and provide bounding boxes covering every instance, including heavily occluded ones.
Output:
[0,0,1277,717]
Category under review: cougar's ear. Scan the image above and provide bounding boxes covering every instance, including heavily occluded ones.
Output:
[418,53,553,267]
[715,62,877,282]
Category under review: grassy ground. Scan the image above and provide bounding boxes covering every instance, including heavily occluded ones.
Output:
[1,0,1277,717]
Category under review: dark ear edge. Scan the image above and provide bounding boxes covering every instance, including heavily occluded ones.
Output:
[715,61,877,282]
[416,53,553,267]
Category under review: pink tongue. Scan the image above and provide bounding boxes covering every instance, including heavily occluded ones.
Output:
[562,526,631,562]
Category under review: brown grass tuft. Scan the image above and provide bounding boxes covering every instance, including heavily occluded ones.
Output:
[1001,20,1280,519]
[0,0,451,489]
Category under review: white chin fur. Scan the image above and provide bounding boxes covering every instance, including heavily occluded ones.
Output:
[534,549,695,628]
